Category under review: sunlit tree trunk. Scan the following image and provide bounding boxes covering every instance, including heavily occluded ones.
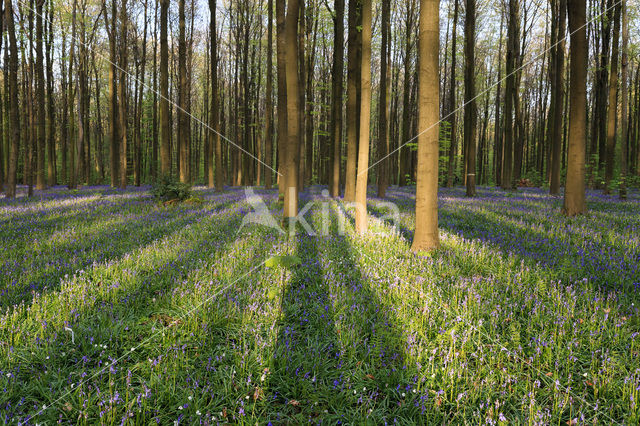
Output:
[276,0,287,197]
[563,0,587,216]
[354,0,372,234]
[411,0,440,252]
[283,0,301,219]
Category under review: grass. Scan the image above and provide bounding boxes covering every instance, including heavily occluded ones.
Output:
[0,184,639,424]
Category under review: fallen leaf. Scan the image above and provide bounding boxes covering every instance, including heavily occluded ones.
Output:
[365,374,374,380]
[545,372,553,377]
[289,399,300,406]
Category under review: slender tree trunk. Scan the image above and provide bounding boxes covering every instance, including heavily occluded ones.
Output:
[5,0,20,198]
[283,0,301,219]
[619,0,628,199]
[563,0,587,216]
[344,0,361,201]
[276,0,287,197]
[159,0,170,176]
[354,0,372,234]
[376,0,390,198]
[45,0,55,186]
[464,0,477,197]
[264,0,274,189]
[604,0,621,194]
[550,0,566,195]
[502,0,517,190]
[494,7,504,186]
[35,0,46,190]
[329,0,345,197]
[412,0,440,252]
[446,0,459,188]
[178,0,189,184]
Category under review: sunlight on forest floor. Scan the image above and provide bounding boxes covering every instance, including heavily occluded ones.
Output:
[0,185,639,424]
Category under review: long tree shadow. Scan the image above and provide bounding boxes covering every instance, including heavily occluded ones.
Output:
[364,194,640,292]
[265,209,424,423]
[0,197,245,308]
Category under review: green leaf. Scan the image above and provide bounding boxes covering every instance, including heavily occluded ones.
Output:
[265,255,302,269]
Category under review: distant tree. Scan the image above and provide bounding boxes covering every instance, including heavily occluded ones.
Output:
[620,0,628,199]
[376,0,390,198]
[411,0,440,252]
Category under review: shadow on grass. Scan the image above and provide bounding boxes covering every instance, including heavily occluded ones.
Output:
[264,212,422,423]
[0,198,242,308]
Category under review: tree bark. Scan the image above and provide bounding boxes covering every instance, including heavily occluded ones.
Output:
[283,0,301,219]
[354,0,372,234]
[603,0,621,194]
[344,0,361,201]
[5,0,20,198]
[376,0,390,198]
[329,0,344,198]
[464,0,477,197]
[159,0,170,176]
[412,0,440,252]
[563,0,587,216]
[550,0,566,195]
[619,0,628,199]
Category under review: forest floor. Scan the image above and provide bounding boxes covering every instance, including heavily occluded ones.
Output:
[1,184,639,424]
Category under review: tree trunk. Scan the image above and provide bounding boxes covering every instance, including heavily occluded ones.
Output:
[264,0,274,189]
[5,0,20,198]
[283,0,301,219]
[411,0,440,252]
[563,0,587,216]
[502,0,517,190]
[343,0,361,202]
[35,0,46,190]
[159,0,170,176]
[446,0,459,188]
[604,0,621,194]
[550,0,566,195]
[354,0,372,234]
[464,0,477,197]
[276,0,287,197]
[619,0,628,199]
[329,0,345,197]
[376,0,390,198]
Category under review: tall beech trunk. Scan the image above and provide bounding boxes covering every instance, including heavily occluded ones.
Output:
[118,0,128,188]
[159,0,170,176]
[283,0,301,219]
[5,0,20,198]
[411,0,440,252]
[264,0,274,189]
[329,0,344,197]
[464,0,477,197]
[502,0,517,190]
[446,0,459,188]
[344,0,361,202]
[604,1,621,194]
[376,0,390,198]
[619,0,628,199]
[354,0,372,234]
[276,0,287,196]
[550,0,566,195]
[563,0,587,216]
